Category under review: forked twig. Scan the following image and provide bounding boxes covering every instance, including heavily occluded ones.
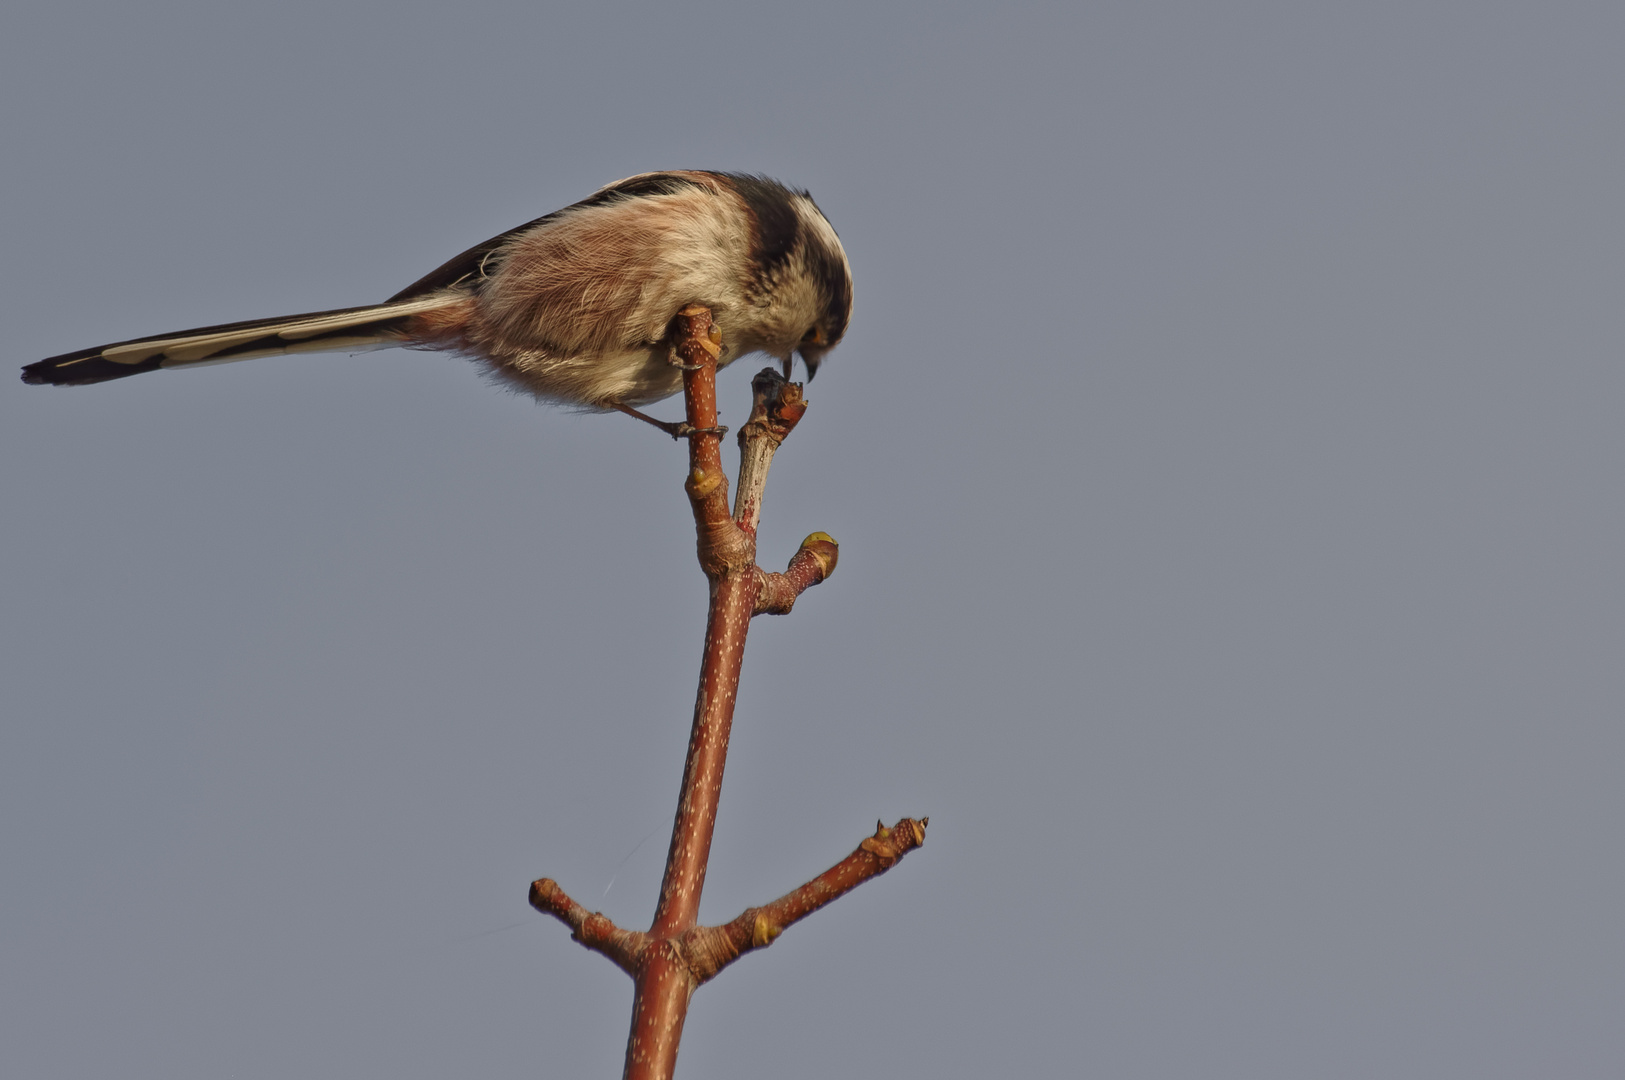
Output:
[529,306,926,1080]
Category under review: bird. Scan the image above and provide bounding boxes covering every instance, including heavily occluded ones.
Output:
[20,171,853,427]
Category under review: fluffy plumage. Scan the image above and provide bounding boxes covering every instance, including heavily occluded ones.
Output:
[21,171,853,408]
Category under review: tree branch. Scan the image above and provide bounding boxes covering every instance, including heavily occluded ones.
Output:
[528,878,646,977]
[526,304,922,1080]
[753,533,839,616]
[680,817,929,984]
[625,306,759,1080]
[733,367,806,534]
[672,306,750,578]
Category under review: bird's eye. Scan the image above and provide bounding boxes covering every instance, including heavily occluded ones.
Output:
[801,326,825,346]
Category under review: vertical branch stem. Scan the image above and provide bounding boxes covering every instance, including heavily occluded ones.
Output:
[624,306,758,1080]
[648,574,754,936]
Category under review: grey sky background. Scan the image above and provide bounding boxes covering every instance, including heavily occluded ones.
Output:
[4,2,1623,1076]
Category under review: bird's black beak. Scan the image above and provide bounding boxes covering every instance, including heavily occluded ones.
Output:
[797,348,823,381]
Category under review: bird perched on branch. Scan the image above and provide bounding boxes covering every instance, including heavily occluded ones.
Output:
[21,171,852,419]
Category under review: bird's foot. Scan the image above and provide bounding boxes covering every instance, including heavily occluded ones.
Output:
[609,403,728,441]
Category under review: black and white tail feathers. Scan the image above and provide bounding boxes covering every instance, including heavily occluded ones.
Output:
[20,294,460,386]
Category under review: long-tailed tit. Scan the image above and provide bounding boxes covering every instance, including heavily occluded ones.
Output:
[21,171,853,414]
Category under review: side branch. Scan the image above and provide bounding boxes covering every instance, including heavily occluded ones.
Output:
[529,879,647,977]
[754,533,840,616]
[734,368,807,534]
[680,817,929,984]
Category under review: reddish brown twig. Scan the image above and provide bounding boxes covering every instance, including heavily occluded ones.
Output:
[754,533,839,616]
[527,878,645,976]
[528,817,929,1002]
[527,306,923,1080]
[681,817,929,983]
[671,306,747,577]
[624,305,754,1080]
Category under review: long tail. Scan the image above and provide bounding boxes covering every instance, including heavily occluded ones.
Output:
[21,294,463,386]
